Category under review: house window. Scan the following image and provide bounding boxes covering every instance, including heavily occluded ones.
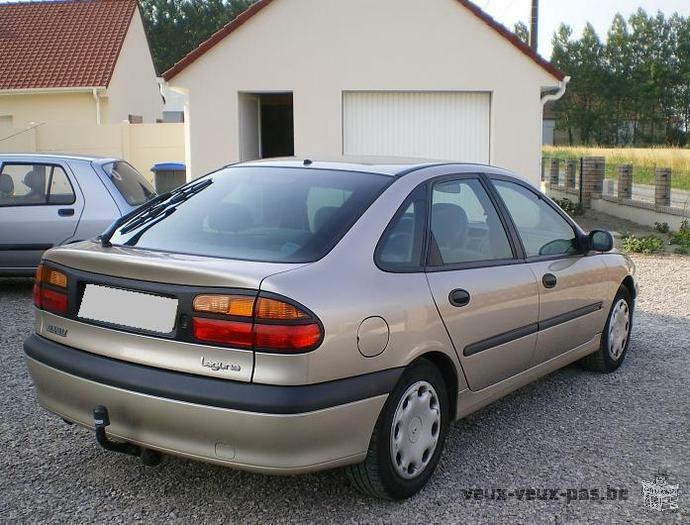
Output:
[0,115,12,129]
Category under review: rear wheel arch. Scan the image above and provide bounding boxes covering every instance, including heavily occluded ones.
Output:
[411,352,458,421]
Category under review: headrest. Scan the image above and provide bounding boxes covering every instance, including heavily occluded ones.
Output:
[431,203,468,247]
[23,169,45,193]
[0,173,14,195]
[313,206,339,232]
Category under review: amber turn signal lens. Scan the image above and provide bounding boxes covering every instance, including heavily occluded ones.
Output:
[255,297,308,320]
[193,295,255,317]
[46,268,67,288]
[35,264,67,288]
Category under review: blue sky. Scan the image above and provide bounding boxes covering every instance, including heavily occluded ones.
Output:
[480,0,690,58]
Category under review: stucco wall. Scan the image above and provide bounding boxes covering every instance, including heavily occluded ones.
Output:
[104,9,163,123]
[0,92,96,128]
[0,123,184,183]
[169,0,560,182]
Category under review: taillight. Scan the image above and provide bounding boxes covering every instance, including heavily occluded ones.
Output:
[192,294,323,353]
[33,263,69,315]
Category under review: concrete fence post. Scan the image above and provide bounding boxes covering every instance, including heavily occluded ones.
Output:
[617,164,633,200]
[565,160,577,189]
[654,168,671,208]
[581,156,605,208]
[549,158,560,187]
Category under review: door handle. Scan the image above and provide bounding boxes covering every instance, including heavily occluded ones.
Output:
[542,273,557,289]
[58,208,75,217]
[449,289,471,307]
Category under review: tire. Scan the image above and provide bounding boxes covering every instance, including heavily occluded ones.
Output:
[346,358,449,500]
[581,286,633,373]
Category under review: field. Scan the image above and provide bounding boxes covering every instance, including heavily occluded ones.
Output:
[543,146,690,191]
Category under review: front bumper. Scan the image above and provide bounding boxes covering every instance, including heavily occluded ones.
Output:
[24,335,396,474]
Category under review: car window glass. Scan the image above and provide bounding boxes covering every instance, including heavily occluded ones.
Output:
[430,179,513,265]
[377,190,426,269]
[102,161,155,206]
[0,163,74,206]
[47,166,75,205]
[493,180,577,257]
[109,167,390,263]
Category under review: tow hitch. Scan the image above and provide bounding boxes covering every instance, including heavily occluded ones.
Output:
[93,405,162,466]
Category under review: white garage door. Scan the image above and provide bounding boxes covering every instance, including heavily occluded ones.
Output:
[343,91,490,163]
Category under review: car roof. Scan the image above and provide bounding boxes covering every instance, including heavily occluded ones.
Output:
[234,156,520,178]
[0,152,117,163]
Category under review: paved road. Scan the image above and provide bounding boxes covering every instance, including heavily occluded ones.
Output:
[1,256,688,524]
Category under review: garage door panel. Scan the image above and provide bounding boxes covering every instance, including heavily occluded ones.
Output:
[343,91,490,163]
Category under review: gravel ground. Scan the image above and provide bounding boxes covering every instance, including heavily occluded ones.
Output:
[1,256,688,524]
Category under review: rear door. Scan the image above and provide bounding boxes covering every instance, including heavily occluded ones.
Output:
[489,177,609,365]
[423,175,540,391]
[0,161,84,271]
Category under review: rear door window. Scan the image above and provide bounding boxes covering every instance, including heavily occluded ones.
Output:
[109,167,391,263]
[0,163,75,206]
[102,161,155,206]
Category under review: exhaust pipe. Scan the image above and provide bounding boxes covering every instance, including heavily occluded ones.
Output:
[93,405,162,466]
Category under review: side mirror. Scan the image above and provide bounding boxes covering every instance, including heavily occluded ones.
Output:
[589,230,614,252]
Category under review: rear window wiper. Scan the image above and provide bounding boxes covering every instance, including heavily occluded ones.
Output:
[99,178,213,247]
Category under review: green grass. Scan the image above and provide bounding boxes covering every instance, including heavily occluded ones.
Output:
[543,146,690,191]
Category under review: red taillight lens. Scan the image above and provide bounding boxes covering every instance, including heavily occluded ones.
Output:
[33,263,68,314]
[40,288,68,315]
[192,317,253,348]
[191,293,323,352]
[254,323,322,352]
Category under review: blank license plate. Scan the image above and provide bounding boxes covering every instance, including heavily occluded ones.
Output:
[78,284,178,334]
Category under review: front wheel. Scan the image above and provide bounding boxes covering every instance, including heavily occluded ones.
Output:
[581,286,633,372]
[346,359,449,500]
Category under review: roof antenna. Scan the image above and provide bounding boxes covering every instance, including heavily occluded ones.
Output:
[303,159,313,166]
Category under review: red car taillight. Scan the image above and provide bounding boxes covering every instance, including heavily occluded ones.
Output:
[33,264,69,315]
[192,295,323,353]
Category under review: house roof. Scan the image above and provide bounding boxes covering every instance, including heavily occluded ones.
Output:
[0,0,137,91]
[162,0,565,82]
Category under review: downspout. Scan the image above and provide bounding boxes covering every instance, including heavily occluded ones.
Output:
[540,75,570,156]
[92,88,102,125]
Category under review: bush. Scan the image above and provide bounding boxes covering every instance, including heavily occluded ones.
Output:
[553,197,583,217]
[621,233,664,254]
[654,222,670,233]
[669,219,690,254]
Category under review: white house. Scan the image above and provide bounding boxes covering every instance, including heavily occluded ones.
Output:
[163,0,567,184]
[0,0,162,128]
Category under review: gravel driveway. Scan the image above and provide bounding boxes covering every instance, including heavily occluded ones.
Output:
[1,255,688,524]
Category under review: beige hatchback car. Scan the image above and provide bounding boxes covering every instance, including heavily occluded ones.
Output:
[25,159,636,500]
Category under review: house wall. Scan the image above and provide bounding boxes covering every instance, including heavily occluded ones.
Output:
[0,92,96,128]
[169,0,561,183]
[104,9,163,123]
[0,122,185,183]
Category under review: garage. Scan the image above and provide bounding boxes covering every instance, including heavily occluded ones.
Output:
[163,0,567,183]
[343,91,490,163]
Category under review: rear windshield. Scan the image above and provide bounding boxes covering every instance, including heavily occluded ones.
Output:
[102,161,156,206]
[109,167,391,263]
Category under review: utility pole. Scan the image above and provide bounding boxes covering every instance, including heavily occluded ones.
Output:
[530,0,538,53]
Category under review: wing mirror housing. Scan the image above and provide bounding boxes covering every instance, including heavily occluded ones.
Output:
[588,230,614,252]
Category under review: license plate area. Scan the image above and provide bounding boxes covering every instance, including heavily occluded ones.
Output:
[78,284,179,335]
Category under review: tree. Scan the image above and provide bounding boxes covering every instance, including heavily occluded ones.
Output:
[140,0,257,74]
[513,21,529,45]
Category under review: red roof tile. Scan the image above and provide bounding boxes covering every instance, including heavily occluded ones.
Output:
[162,0,565,82]
[0,0,137,90]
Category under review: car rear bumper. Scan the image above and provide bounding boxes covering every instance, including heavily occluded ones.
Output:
[24,334,396,474]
